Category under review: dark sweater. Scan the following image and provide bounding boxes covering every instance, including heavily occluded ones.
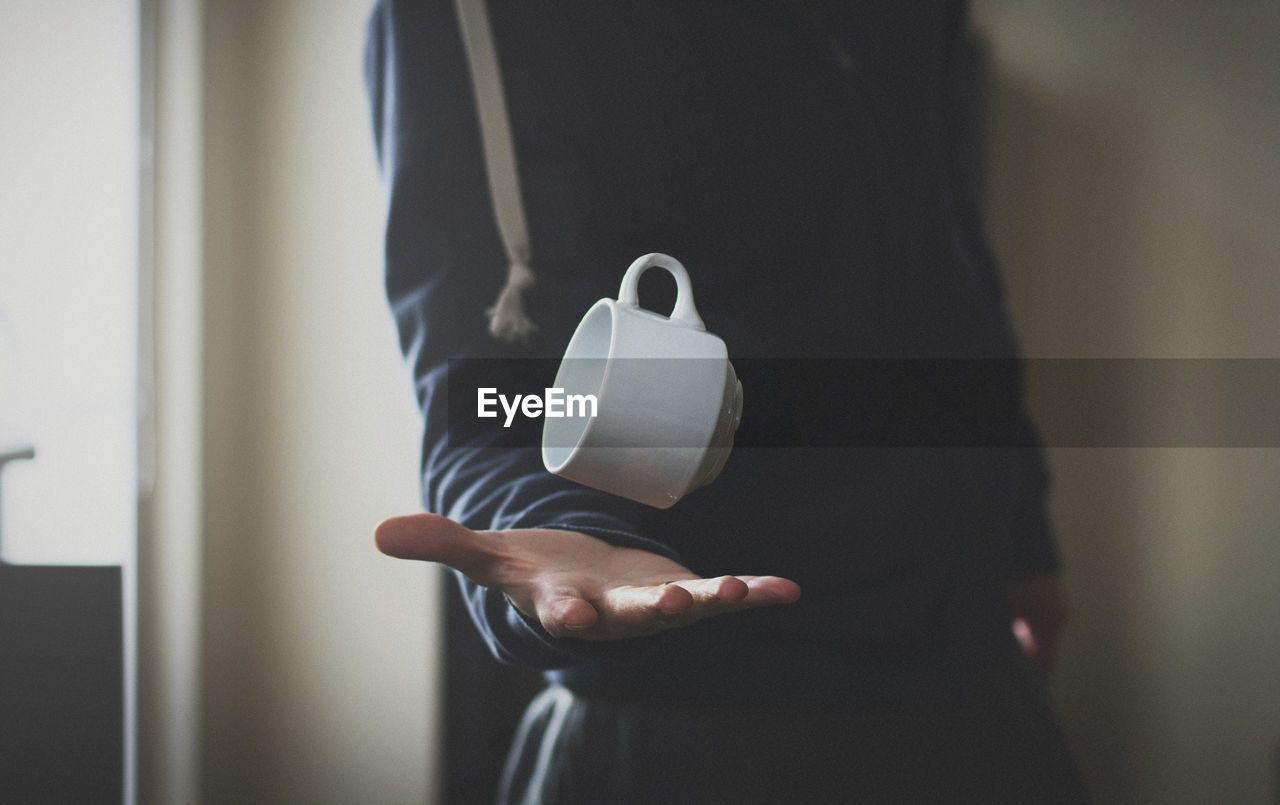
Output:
[364,0,1059,713]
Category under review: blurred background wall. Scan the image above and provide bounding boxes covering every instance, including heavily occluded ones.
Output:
[141,0,439,802]
[974,1,1280,802]
[132,0,1278,803]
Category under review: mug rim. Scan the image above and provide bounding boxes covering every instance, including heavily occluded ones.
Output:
[542,298,616,473]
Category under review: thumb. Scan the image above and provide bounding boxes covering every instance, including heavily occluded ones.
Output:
[374,513,499,580]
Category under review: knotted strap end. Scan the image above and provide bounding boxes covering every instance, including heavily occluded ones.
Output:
[485,260,538,343]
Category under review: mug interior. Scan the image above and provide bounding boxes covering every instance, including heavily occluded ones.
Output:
[543,303,611,472]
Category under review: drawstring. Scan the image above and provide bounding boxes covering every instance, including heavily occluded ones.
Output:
[455,0,538,343]
[486,259,537,341]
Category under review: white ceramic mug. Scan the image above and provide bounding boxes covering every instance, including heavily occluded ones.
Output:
[542,253,743,508]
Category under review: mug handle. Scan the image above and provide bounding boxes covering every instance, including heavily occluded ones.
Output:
[617,253,706,330]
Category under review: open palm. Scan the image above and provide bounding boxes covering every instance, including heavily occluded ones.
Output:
[375,513,801,641]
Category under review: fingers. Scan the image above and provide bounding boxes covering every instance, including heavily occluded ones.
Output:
[646,575,801,627]
[673,575,749,605]
[373,513,502,583]
[553,575,802,641]
[539,594,599,636]
[528,582,677,640]
[558,584,691,640]
[736,575,804,606]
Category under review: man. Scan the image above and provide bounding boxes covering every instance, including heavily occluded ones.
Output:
[365,1,1085,801]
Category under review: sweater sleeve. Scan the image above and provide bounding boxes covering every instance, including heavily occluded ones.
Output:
[363,0,677,668]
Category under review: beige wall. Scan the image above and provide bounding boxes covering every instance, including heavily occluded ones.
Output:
[142,0,439,802]
[974,1,1280,802]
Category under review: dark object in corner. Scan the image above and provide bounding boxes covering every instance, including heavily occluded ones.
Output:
[0,564,124,804]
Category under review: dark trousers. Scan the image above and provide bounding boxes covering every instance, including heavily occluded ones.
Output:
[498,648,1089,804]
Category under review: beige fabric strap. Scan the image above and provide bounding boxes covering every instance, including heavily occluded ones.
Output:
[454,0,537,342]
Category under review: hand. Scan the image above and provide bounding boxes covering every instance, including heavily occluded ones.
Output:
[1007,572,1069,680]
[375,513,801,641]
